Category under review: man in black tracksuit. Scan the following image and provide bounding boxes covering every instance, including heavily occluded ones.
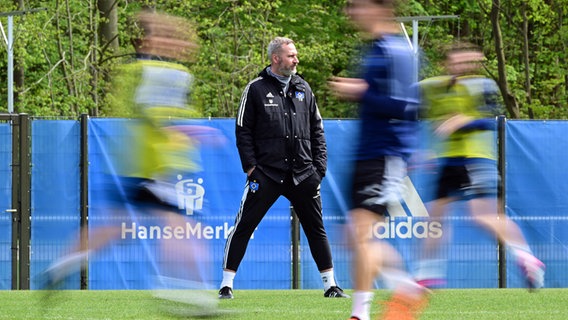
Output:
[218,37,348,299]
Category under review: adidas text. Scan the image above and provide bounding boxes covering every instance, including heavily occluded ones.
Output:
[371,217,443,239]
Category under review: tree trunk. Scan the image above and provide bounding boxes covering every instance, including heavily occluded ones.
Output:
[65,0,78,114]
[89,0,99,116]
[12,0,24,113]
[521,4,533,118]
[490,0,521,118]
[96,0,118,110]
[97,0,119,54]
[54,0,74,103]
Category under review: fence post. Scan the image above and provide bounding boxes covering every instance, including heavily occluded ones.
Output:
[80,114,89,289]
[291,206,300,289]
[10,114,19,290]
[10,113,31,289]
[497,115,507,288]
[19,113,31,289]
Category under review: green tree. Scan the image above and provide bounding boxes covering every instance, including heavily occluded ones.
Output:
[1,0,567,119]
[415,0,568,119]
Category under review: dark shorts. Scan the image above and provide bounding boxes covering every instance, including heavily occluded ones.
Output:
[112,177,181,212]
[351,156,408,216]
[436,158,499,200]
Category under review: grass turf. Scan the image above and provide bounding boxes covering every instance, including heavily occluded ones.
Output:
[3,288,567,319]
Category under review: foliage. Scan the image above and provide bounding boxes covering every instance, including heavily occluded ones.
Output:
[187,0,284,118]
[0,0,568,118]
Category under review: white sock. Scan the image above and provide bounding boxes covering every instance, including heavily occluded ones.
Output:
[320,270,337,291]
[413,259,447,283]
[351,291,374,320]
[509,243,532,257]
[382,267,427,301]
[220,270,235,289]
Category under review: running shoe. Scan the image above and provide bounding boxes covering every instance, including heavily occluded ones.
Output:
[517,251,545,291]
[324,286,350,298]
[218,286,234,299]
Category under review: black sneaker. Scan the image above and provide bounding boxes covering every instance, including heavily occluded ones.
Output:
[218,286,233,299]
[324,286,349,298]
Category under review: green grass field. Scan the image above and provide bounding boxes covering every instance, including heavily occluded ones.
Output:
[4,288,568,319]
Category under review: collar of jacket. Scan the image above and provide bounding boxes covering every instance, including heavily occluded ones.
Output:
[259,66,306,92]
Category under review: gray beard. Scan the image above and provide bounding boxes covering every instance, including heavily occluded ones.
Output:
[279,67,296,77]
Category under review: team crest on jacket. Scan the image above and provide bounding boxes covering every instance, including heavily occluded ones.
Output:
[295,91,305,101]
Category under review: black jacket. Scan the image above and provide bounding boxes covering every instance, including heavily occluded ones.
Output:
[235,67,327,185]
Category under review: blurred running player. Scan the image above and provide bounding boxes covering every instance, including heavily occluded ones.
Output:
[415,42,545,291]
[329,0,428,319]
[41,9,221,316]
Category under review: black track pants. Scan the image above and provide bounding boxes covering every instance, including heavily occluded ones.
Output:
[222,169,334,272]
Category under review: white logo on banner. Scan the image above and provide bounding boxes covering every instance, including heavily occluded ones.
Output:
[175,175,205,215]
[374,176,443,239]
[388,176,429,218]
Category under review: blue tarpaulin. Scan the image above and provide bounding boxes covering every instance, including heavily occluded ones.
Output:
[0,118,563,290]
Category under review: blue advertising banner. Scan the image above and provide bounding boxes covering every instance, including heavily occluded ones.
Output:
[0,123,12,289]
[18,118,568,290]
[29,120,81,289]
[505,121,568,288]
[87,118,291,290]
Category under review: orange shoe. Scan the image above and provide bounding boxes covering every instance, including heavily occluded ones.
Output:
[378,292,429,320]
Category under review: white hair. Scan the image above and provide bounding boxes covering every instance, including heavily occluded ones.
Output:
[267,37,294,60]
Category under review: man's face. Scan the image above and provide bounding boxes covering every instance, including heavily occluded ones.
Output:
[273,43,299,76]
[345,0,386,34]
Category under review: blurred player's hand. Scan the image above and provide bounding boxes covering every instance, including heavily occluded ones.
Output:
[434,114,473,138]
[165,125,227,147]
[328,76,368,102]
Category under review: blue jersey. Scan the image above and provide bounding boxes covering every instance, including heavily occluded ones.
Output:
[355,35,418,161]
